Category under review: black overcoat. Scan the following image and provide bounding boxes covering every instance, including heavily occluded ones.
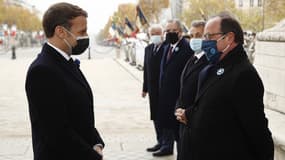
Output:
[143,43,164,120]
[157,38,193,129]
[25,43,104,160]
[176,54,208,160]
[184,44,274,160]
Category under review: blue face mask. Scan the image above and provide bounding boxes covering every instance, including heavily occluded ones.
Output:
[201,40,220,63]
[189,38,202,52]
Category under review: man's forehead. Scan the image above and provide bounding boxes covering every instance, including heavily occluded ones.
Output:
[205,17,221,31]
[151,28,162,33]
[166,22,178,29]
[190,26,204,33]
[70,16,87,31]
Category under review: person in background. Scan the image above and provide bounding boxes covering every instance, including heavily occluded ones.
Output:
[142,24,165,153]
[175,20,207,160]
[154,19,193,157]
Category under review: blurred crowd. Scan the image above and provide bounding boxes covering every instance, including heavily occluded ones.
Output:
[0,24,45,52]
[109,27,257,71]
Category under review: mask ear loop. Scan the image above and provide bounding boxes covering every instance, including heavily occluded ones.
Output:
[217,34,227,42]
[61,27,78,53]
[62,27,77,40]
[217,33,231,53]
[63,39,72,54]
[222,43,231,53]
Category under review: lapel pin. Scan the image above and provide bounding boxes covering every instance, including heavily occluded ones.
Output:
[175,47,179,52]
[216,68,224,76]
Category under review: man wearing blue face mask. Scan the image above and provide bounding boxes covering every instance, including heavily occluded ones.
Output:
[25,3,104,160]
[176,13,274,160]
[142,24,165,153]
[175,20,208,160]
[154,19,193,157]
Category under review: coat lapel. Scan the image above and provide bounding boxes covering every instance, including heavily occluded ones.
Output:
[61,61,91,93]
[194,44,248,103]
[43,44,92,97]
[195,64,233,102]
[165,39,184,66]
[160,44,169,71]
[183,55,207,81]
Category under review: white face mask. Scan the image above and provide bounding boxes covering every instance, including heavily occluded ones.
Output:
[189,38,203,52]
[150,35,162,45]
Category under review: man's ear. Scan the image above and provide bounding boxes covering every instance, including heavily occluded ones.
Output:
[54,26,66,39]
[226,32,235,43]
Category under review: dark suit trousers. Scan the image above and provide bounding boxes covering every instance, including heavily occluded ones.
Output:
[153,120,163,145]
[160,128,178,152]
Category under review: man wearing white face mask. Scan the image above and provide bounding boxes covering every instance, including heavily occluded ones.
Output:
[142,24,165,153]
[25,3,104,160]
[175,20,208,160]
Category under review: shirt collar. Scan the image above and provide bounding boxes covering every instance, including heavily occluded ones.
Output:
[194,51,205,60]
[47,42,71,61]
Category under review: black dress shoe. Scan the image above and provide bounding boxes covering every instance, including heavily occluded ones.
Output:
[152,149,173,157]
[146,144,161,152]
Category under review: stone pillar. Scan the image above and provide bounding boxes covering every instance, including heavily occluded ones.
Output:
[254,19,285,160]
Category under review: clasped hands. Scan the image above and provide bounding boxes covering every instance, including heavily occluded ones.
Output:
[175,108,187,125]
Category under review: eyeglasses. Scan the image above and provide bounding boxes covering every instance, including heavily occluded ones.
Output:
[203,32,225,40]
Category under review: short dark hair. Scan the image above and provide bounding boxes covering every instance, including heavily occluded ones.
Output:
[191,20,205,28]
[215,12,244,44]
[43,2,88,38]
[167,19,183,32]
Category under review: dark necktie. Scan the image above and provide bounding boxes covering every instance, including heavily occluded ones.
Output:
[191,56,198,65]
[153,45,157,52]
[68,58,81,75]
[167,46,173,62]
[74,59,80,67]
[197,64,215,94]
[68,58,75,67]
[68,58,80,68]
[152,45,158,55]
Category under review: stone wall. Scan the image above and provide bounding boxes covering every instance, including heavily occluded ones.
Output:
[255,41,285,113]
[254,19,285,160]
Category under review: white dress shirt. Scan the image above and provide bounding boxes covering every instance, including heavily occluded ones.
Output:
[47,42,71,61]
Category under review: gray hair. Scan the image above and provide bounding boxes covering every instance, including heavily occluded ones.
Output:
[148,24,163,34]
[191,20,206,28]
[167,19,183,32]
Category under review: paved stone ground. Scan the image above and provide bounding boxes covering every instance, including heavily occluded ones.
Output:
[0,46,176,160]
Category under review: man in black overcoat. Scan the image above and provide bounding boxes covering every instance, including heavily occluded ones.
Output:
[25,3,104,160]
[175,20,208,160]
[142,24,164,152]
[154,19,193,157]
[176,13,274,160]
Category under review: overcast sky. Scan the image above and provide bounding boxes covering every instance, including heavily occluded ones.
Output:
[27,0,137,34]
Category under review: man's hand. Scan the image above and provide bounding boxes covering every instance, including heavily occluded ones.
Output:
[175,108,187,125]
[142,92,147,98]
[93,145,103,157]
